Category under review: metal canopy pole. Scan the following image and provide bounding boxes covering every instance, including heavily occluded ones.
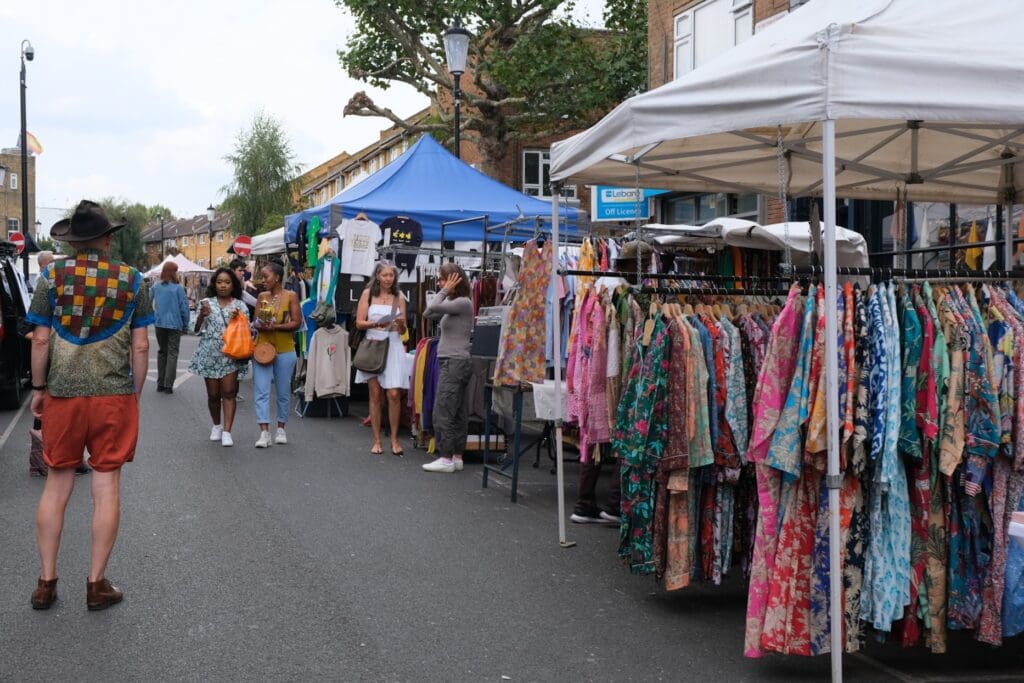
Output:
[551,183,574,549]
[822,119,843,683]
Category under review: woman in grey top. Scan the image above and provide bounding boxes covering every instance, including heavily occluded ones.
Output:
[421,263,475,473]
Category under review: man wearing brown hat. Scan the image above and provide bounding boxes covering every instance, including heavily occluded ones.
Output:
[26,200,154,611]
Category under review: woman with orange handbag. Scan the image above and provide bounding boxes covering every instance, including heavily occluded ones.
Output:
[189,267,250,447]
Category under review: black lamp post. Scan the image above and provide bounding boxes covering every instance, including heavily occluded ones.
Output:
[20,39,34,279]
[158,213,166,259]
[442,17,470,160]
[0,165,6,236]
[206,204,215,267]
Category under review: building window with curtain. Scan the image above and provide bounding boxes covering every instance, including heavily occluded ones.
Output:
[522,150,577,199]
[674,0,753,80]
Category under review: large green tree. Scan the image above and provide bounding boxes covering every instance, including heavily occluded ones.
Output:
[338,0,647,177]
[222,112,301,236]
[54,198,152,268]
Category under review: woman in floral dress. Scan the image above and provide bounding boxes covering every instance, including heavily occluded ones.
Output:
[189,267,250,447]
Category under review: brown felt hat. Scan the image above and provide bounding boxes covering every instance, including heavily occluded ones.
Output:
[50,200,127,242]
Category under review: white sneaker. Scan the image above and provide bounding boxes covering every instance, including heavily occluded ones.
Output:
[255,431,272,448]
[275,428,288,445]
[422,457,455,473]
[453,457,465,471]
[210,425,223,441]
[221,432,234,447]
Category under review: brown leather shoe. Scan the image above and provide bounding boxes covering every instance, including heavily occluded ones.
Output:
[31,578,58,610]
[86,578,123,611]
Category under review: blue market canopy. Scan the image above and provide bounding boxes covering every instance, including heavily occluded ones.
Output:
[286,134,583,242]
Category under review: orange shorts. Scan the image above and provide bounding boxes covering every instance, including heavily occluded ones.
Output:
[42,394,139,472]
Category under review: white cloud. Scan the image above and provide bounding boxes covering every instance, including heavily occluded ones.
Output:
[1,0,606,225]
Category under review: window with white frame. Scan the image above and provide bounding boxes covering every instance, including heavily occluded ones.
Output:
[9,173,17,190]
[166,238,175,248]
[198,258,205,268]
[216,231,224,243]
[522,150,577,199]
[181,235,189,247]
[674,0,752,80]
[199,233,207,245]
[7,218,18,235]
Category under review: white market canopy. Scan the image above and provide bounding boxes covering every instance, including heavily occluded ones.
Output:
[250,227,286,255]
[144,253,212,279]
[639,217,869,267]
[551,0,1024,206]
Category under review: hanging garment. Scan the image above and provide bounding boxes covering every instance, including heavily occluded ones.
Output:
[744,286,805,658]
[338,217,382,277]
[615,316,671,575]
[379,215,423,275]
[493,239,553,387]
[303,326,351,400]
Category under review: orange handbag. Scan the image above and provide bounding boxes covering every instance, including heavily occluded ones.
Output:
[221,308,255,361]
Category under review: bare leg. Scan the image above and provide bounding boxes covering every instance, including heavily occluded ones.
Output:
[36,468,76,581]
[220,373,239,432]
[387,388,403,452]
[205,378,222,426]
[89,469,121,582]
[369,378,384,452]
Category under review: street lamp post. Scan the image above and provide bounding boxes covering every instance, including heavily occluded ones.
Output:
[20,39,34,279]
[158,213,165,260]
[0,165,6,237]
[443,17,470,160]
[206,205,215,267]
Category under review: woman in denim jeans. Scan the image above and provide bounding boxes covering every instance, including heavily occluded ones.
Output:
[252,262,302,448]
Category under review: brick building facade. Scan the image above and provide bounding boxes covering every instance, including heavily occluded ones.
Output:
[0,148,36,239]
[646,0,803,224]
[141,212,235,270]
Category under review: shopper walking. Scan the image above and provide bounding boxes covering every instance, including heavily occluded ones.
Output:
[421,263,474,473]
[252,262,301,448]
[151,261,190,394]
[355,260,408,456]
[189,268,250,447]
[25,200,154,611]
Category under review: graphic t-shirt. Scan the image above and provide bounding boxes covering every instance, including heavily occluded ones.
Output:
[338,218,382,277]
[26,251,155,397]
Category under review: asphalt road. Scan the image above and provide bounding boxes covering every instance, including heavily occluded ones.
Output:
[0,334,1023,681]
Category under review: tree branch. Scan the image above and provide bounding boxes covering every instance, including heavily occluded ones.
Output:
[343,91,447,135]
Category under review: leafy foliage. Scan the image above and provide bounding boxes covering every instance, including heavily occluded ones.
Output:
[55,198,152,267]
[222,112,301,236]
[336,0,647,174]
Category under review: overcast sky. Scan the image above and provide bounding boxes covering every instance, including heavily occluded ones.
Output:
[0,1,607,235]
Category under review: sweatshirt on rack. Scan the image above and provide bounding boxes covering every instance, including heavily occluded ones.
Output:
[304,326,351,401]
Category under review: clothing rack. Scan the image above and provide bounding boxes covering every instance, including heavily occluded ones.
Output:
[638,286,790,297]
[789,264,1024,281]
[869,237,1024,258]
[559,268,793,283]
